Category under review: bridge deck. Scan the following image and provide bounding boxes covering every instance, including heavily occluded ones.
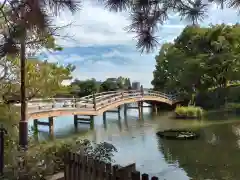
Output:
[25,89,180,119]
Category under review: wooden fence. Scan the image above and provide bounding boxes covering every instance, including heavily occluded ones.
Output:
[64,152,159,180]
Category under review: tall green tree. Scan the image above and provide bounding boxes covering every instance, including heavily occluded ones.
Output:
[152,24,240,97]
[0,0,80,147]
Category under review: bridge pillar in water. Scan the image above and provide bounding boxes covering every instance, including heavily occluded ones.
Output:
[152,103,158,114]
[33,116,54,136]
[124,104,128,118]
[103,106,121,121]
[118,106,121,119]
[74,115,94,129]
[138,101,143,119]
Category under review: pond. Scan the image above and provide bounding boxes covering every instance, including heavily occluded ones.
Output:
[28,105,240,180]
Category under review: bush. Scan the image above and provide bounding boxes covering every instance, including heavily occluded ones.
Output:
[3,137,117,180]
[0,103,117,179]
[175,105,204,119]
[224,103,240,113]
[196,85,240,109]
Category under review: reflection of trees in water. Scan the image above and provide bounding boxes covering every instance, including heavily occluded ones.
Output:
[158,123,240,180]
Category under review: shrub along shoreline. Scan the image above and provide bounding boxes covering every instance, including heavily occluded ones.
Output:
[174,106,204,119]
[174,103,240,120]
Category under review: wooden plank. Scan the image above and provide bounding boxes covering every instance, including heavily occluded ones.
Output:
[77,154,83,180]
[142,173,149,180]
[105,110,118,113]
[87,157,95,180]
[73,153,78,180]
[64,152,70,180]
[76,118,91,121]
[99,161,105,180]
[131,171,141,180]
[77,121,91,124]
[118,163,136,179]
[106,163,112,179]
[36,121,50,126]
[112,165,120,179]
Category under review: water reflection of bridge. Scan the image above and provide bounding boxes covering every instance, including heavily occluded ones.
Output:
[26,89,180,135]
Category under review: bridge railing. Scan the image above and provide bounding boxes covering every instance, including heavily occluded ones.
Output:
[94,91,143,110]
[26,89,181,112]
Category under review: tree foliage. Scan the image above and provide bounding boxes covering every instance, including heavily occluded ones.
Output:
[0,0,80,58]
[99,0,240,53]
[68,76,132,97]
[152,24,240,97]
[4,137,117,180]
[99,77,131,92]
[0,57,75,103]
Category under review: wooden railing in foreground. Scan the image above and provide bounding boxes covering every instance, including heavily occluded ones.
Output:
[64,152,159,180]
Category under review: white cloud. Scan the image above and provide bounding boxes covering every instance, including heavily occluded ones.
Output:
[47,1,240,88]
[53,1,187,48]
[54,1,134,47]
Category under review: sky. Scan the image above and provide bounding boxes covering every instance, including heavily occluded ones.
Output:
[40,1,240,88]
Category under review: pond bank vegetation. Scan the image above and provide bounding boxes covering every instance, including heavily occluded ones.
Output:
[174,106,204,119]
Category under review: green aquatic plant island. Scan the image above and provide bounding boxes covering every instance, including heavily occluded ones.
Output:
[175,106,204,119]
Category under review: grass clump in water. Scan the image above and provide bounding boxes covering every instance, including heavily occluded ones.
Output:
[175,105,204,119]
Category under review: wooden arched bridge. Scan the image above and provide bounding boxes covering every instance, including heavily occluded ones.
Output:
[26,89,181,134]
[27,89,180,119]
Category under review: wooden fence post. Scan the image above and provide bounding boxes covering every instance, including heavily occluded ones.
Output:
[64,152,70,180]
[106,163,112,178]
[63,151,160,180]
[131,171,141,180]
[142,173,149,180]
[112,165,119,179]
[0,125,7,176]
[93,159,100,180]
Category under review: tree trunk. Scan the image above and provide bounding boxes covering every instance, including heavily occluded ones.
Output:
[19,34,28,149]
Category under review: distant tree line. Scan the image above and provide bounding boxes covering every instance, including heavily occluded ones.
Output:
[55,77,132,98]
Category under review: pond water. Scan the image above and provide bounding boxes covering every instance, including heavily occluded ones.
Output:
[28,105,240,180]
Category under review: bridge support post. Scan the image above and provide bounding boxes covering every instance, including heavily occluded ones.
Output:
[93,93,96,110]
[118,106,121,120]
[90,115,94,129]
[103,113,107,130]
[33,117,54,136]
[33,119,38,132]
[103,106,122,121]
[124,104,127,118]
[74,115,94,129]
[103,112,106,122]
[74,115,78,129]
[152,103,158,114]
[48,117,54,135]
[138,101,143,119]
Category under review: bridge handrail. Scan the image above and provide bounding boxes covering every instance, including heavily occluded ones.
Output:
[27,89,183,115]
[28,89,181,106]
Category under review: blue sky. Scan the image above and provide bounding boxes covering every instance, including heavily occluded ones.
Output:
[42,1,240,88]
